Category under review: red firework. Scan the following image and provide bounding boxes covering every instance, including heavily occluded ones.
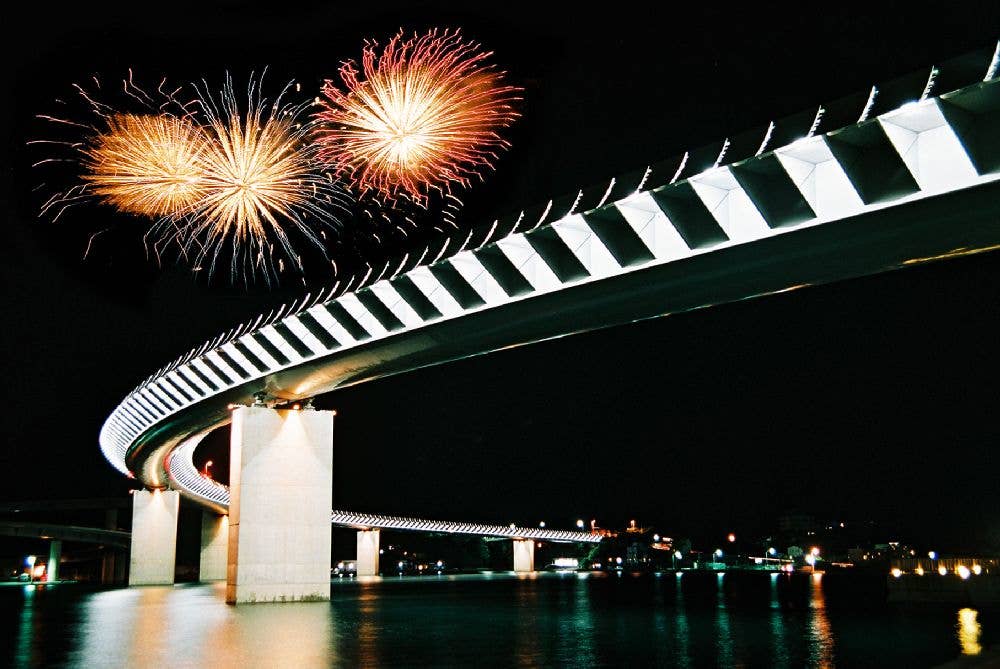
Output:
[313,29,521,202]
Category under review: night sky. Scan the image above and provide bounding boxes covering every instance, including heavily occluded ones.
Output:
[3,2,1000,550]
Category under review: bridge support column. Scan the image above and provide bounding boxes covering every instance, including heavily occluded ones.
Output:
[128,489,179,586]
[47,540,61,582]
[227,406,334,604]
[513,538,535,572]
[356,529,380,576]
[199,512,228,581]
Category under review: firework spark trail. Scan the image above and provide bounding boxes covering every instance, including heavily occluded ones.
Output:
[149,73,349,283]
[313,29,521,203]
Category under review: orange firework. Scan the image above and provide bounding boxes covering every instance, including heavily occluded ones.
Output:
[314,29,521,202]
[83,113,208,217]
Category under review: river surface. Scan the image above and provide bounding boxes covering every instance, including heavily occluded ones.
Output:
[1,571,994,667]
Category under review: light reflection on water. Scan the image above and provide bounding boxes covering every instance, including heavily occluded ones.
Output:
[0,572,993,668]
[958,607,982,655]
[810,573,834,669]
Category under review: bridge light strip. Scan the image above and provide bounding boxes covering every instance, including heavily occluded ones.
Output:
[306,305,358,345]
[166,436,599,543]
[282,317,329,355]
[368,281,424,328]
[406,266,464,317]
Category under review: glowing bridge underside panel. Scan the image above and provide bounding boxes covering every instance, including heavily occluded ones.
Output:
[103,46,1000,518]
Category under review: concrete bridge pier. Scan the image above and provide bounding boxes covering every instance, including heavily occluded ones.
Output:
[513,538,535,572]
[356,529,380,576]
[47,540,61,582]
[128,489,179,585]
[199,511,228,581]
[226,406,334,604]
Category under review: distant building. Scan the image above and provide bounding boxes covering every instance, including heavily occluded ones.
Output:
[778,513,816,535]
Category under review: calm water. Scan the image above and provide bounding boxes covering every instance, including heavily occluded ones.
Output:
[1,572,994,668]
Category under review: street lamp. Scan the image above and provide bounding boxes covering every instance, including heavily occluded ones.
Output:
[576,519,585,529]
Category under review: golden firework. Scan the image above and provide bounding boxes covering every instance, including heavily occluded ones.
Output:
[154,75,346,281]
[83,113,207,217]
[35,73,346,283]
[314,29,521,202]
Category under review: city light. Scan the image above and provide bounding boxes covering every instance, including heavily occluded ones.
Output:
[810,547,820,556]
[973,565,982,575]
[727,533,736,543]
[653,534,660,542]
[553,558,579,568]
[916,567,925,576]
[805,554,816,567]
[958,565,971,580]
[674,551,682,560]
[768,547,777,556]
[891,567,902,578]
[939,566,948,576]
[929,551,937,560]
[576,519,585,529]
[714,549,723,558]
[539,521,545,528]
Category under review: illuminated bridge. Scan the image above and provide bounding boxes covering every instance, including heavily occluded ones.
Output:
[101,45,1000,603]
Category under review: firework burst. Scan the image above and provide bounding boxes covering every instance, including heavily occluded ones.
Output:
[313,29,521,203]
[33,72,199,224]
[83,113,208,217]
[34,72,348,285]
[149,74,348,282]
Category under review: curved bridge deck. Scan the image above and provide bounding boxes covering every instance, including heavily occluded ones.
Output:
[99,45,1000,517]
